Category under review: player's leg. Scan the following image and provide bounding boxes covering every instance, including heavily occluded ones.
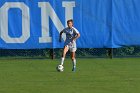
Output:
[71,51,76,71]
[60,46,69,65]
[70,41,77,71]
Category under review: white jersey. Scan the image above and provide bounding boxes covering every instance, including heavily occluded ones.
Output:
[62,27,79,46]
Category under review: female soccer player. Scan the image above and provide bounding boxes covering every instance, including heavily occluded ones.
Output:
[59,19,80,72]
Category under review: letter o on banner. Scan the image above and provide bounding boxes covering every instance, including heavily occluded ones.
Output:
[0,2,30,43]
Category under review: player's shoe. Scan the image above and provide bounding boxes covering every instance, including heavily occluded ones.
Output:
[72,66,76,72]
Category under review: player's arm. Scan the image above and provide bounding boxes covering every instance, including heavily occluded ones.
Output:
[59,30,64,42]
[73,33,80,41]
[72,28,80,41]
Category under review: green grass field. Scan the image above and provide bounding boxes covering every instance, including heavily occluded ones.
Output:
[0,58,140,93]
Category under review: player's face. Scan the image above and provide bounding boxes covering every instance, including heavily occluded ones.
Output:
[67,22,73,28]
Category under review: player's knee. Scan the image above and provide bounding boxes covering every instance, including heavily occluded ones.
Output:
[62,54,65,58]
[71,56,75,60]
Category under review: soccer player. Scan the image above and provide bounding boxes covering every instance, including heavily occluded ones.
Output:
[59,19,80,72]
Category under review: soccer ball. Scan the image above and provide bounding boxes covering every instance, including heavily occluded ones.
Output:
[57,65,64,72]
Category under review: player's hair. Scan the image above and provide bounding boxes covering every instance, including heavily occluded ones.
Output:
[67,19,73,24]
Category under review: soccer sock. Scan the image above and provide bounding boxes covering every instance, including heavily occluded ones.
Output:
[60,57,65,65]
[72,59,76,68]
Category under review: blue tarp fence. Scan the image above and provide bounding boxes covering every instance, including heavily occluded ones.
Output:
[0,0,140,49]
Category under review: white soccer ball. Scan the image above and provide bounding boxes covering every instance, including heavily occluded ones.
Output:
[57,65,64,72]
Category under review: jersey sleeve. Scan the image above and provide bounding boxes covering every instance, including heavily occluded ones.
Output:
[72,27,79,34]
[61,28,67,33]
[61,28,65,33]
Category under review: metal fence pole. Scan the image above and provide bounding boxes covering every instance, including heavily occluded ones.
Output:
[108,48,113,59]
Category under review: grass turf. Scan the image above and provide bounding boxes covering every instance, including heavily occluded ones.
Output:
[0,58,140,93]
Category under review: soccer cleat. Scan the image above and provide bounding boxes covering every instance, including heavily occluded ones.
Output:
[72,67,76,72]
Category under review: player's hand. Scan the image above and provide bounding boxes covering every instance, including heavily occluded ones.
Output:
[72,38,76,42]
[71,40,75,43]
